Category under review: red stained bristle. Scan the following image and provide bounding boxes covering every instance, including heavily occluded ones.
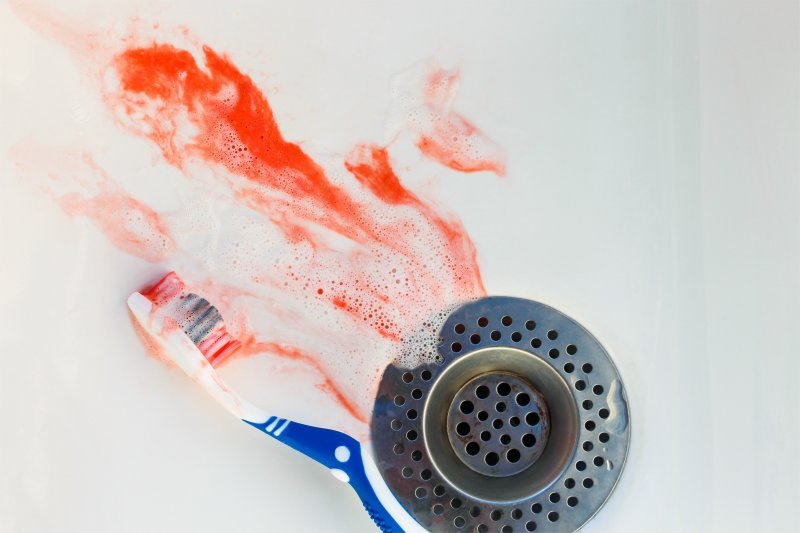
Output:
[200,331,242,367]
[140,271,243,366]
[141,271,185,304]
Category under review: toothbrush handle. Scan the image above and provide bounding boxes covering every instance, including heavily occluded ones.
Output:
[245,418,409,533]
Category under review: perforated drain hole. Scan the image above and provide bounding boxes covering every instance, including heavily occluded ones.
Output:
[372,296,631,533]
[446,372,550,477]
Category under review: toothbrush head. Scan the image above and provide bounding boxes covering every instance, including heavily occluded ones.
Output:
[135,272,241,367]
[126,273,430,532]
[127,272,267,421]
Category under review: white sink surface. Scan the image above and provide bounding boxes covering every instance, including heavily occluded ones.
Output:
[1,1,798,532]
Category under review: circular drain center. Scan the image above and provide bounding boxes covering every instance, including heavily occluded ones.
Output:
[447,372,550,477]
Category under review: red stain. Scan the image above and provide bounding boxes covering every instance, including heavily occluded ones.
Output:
[345,145,416,205]
[112,45,366,243]
[237,337,369,425]
[59,191,175,262]
[140,270,186,305]
[9,12,502,426]
[416,67,506,176]
[129,308,179,370]
[109,44,486,338]
[11,146,176,263]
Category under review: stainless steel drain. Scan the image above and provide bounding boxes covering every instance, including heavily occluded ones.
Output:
[371,297,630,533]
[446,372,550,477]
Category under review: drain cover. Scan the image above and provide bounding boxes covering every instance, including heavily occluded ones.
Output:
[371,297,630,533]
[446,372,550,477]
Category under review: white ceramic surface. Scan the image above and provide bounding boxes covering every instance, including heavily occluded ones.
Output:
[1,1,798,532]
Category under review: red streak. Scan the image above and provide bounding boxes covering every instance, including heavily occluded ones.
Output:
[59,192,175,262]
[345,145,415,205]
[111,44,486,335]
[129,309,178,370]
[11,147,176,263]
[238,339,368,424]
[415,67,506,176]
[113,45,366,242]
[9,13,502,425]
[141,270,186,304]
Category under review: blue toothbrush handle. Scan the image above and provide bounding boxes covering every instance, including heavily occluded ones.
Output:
[245,417,416,533]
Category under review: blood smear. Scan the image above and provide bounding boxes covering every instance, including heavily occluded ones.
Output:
[417,66,506,176]
[10,8,504,429]
[11,146,175,263]
[390,63,506,176]
[105,43,486,346]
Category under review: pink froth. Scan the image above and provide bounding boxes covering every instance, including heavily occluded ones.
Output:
[11,145,175,263]
[416,66,506,176]
[9,7,504,430]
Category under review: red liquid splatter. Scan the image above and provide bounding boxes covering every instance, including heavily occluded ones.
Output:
[236,338,368,424]
[107,43,485,339]
[416,67,506,176]
[9,9,503,428]
[112,44,365,241]
[58,191,175,263]
[11,147,175,263]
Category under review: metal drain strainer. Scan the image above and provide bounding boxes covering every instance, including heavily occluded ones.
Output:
[371,297,630,533]
[447,372,550,477]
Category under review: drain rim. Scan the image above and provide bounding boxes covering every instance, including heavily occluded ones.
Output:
[425,346,578,501]
[371,296,631,533]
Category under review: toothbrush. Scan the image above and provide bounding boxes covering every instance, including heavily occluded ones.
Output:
[127,272,424,533]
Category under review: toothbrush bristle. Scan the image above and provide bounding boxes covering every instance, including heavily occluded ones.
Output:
[141,270,186,305]
[141,272,242,366]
